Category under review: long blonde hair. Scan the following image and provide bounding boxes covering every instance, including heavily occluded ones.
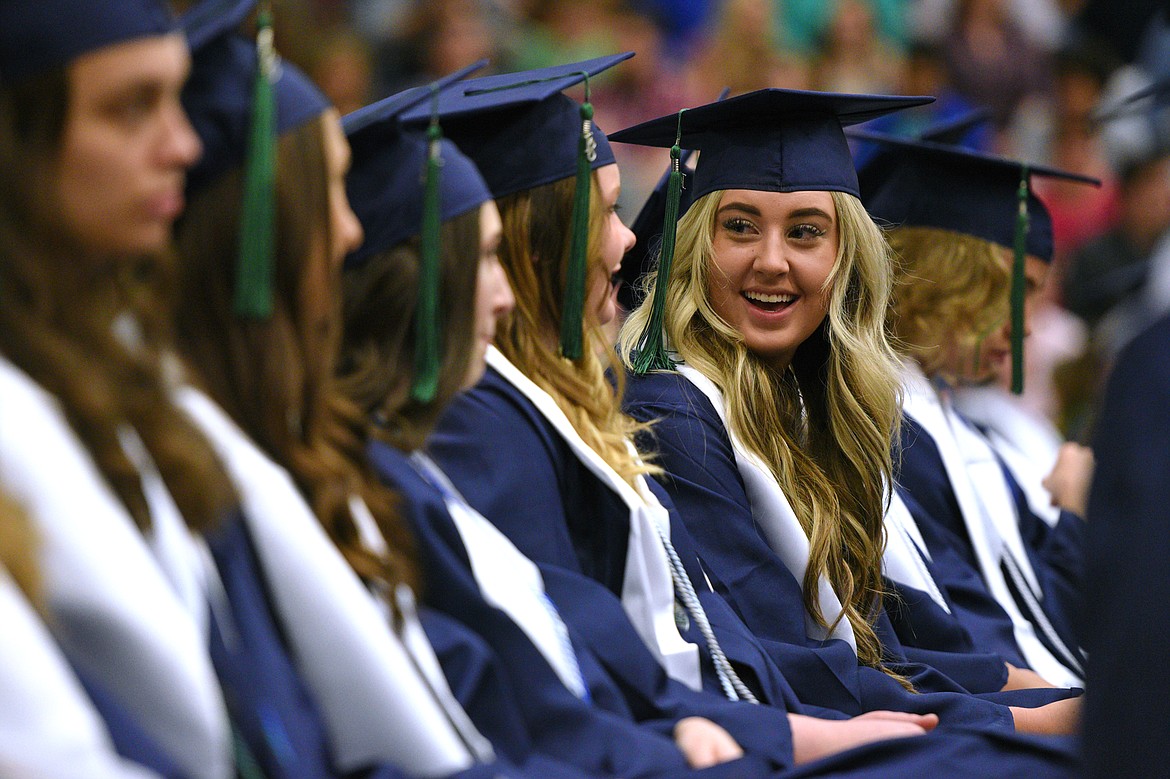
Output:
[494,172,654,488]
[619,189,906,681]
[887,225,1011,379]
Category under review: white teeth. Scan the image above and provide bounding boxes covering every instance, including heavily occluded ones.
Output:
[744,291,795,304]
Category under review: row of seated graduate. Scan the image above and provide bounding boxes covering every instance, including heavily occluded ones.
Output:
[1,0,1159,776]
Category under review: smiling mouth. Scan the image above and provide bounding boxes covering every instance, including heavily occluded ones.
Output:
[743,290,796,313]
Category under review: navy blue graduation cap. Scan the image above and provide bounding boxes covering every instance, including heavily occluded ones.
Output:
[610,88,933,201]
[398,53,635,360]
[852,130,1100,392]
[344,63,492,403]
[610,87,931,373]
[0,0,174,86]
[180,0,330,319]
[616,88,731,312]
[343,61,490,268]
[181,0,330,192]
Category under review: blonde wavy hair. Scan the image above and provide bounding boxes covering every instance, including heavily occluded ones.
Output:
[619,189,908,682]
[886,226,1011,379]
[494,171,654,488]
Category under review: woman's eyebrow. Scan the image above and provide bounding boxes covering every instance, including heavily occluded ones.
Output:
[716,202,762,217]
[787,207,833,221]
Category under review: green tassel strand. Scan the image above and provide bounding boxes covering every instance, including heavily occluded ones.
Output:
[556,71,594,360]
[412,89,444,403]
[632,110,687,375]
[1010,165,1029,395]
[234,6,277,319]
[559,73,594,361]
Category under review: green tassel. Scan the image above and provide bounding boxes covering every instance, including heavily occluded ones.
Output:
[234,5,277,319]
[412,88,444,403]
[1010,165,1029,395]
[632,110,687,375]
[559,73,594,361]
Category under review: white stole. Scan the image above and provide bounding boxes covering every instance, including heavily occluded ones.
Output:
[954,385,1064,526]
[883,490,951,613]
[0,357,233,779]
[900,363,1082,687]
[485,347,703,691]
[410,452,589,699]
[0,567,162,779]
[675,364,857,650]
[175,385,493,777]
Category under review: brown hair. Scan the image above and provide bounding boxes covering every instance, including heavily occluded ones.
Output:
[887,225,1010,379]
[0,68,235,535]
[338,209,481,450]
[173,113,416,592]
[494,173,654,487]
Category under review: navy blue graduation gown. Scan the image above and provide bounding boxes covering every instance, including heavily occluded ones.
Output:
[898,414,1084,670]
[72,667,188,779]
[430,368,1083,776]
[371,440,737,778]
[619,370,1075,724]
[204,510,520,779]
[1083,313,1170,778]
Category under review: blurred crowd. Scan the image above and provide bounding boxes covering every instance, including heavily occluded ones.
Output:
[271,0,1170,442]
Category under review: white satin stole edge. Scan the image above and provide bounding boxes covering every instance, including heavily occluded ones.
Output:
[0,567,164,779]
[0,356,232,779]
[674,363,857,650]
[175,385,492,776]
[410,452,589,699]
[953,386,1063,527]
[484,346,703,691]
[899,363,1082,687]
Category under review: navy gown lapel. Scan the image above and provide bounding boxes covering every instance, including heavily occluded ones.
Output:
[622,369,1078,729]
[203,511,337,779]
[430,369,798,771]
[368,439,701,778]
[71,665,188,779]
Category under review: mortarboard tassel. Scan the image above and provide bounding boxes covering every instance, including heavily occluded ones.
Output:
[234,2,277,319]
[412,85,444,403]
[1010,165,1029,395]
[559,72,595,361]
[632,109,687,375]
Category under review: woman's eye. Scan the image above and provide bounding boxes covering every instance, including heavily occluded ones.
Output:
[789,223,826,241]
[722,217,755,235]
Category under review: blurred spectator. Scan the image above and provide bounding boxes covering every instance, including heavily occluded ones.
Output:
[942,0,1053,133]
[912,0,1067,51]
[306,28,377,115]
[777,0,906,56]
[851,40,992,168]
[508,0,623,72]
[373,0,511,93]
[1069,0,1164,64]
[812,0,905,94]
[685,0,811,98]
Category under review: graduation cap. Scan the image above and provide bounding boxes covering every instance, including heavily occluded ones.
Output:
[609,87,932,373]
[181,0,330,319]
[852,130,1100,392]
[343,62,492,402]
[0,0,175,86]
[616,88,731,312]
[398,53,635,360]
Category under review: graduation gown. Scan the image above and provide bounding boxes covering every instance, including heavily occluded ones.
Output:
[0,356,234,779]
[1083,312,1170,778]
[0,564,178,778]
[897,363,1085,687]
[175,386,534,779]
[371,440,788,778]
[620,366,1075,724]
